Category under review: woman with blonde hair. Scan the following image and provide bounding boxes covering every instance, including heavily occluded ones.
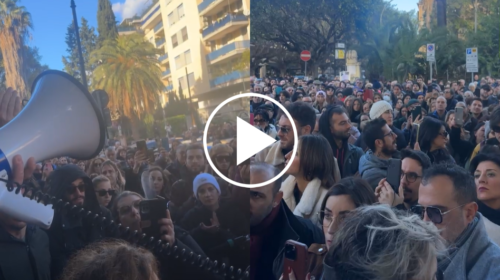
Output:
[209,143,235,178]
[101,160,126,193]
[86,157,104,175]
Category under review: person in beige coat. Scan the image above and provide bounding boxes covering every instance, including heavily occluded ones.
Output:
[280,135,340,227]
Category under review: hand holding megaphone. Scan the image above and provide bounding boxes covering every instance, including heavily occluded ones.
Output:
[0,70,106,229]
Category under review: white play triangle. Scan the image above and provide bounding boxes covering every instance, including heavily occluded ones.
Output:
[236,117,277,165]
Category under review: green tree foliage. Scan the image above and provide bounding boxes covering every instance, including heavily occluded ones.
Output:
[97,0,118,47]
[23,46,48,90]
[62,17,97,89]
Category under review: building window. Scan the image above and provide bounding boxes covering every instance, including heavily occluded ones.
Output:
[184,50,192,65]
[175,55,183,69]
[167,12,175,26]
[181,27,188,42]
[178,77,186,91]
[177,4,185,18]
[187,72,195,88]
[171,34,178,48]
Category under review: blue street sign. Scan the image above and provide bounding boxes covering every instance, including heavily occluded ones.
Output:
[466,48,472,55]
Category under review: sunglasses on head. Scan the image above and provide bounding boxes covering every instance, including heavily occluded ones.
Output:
[411,204,466,224]
[66,184,86,195]
[96,189,116,197]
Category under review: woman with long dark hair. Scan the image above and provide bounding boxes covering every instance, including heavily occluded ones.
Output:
[347,98,363,123]
[417,117,455,164]
[470,152,500,228]
[282,135,341,225]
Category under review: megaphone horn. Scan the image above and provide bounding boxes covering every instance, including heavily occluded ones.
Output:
[0,70,106,229]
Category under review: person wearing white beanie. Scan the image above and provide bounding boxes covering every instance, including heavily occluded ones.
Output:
[354,100,407,151]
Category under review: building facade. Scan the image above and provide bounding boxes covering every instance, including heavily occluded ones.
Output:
[118,0,250,122]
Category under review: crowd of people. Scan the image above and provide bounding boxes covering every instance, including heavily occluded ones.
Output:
[0,87,248,280]
[249,75,500,280]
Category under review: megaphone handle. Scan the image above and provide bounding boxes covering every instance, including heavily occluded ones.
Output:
[0,177,249,280]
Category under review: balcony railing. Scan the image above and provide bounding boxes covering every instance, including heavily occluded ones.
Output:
[154,21,164,33]
[207,40,249,62]
[141,4,161,25]
[165,85,174,91]
[198,0,216,13]
[202,14,248,38]
[162,69,171,77]
[158,54,168,62]
[155,38,166,48]
[210,70,248,87]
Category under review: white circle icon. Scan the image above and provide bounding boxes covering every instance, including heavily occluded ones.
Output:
[203,93,298,188]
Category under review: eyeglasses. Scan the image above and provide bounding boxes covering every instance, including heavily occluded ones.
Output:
[215,155,231,163]
[411,204,466,224]
[66,184,86,195]
[96,189,116,197]
[439,131,449,138]
[254,119,266,124]
[400,171,421,183]
[276,125,292,134]
[118,200,141,215]
[384,131,395,138]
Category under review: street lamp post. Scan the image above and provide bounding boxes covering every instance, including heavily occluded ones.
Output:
[70,0,88,89]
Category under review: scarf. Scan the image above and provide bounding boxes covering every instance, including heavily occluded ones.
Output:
[438,216,478,272]
[281,176,325,226]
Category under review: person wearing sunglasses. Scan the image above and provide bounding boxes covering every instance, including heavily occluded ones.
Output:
[255,102,316,173]
[417,117,455,165]
[253,110,277,140]
[92,175,115,208]
[46,164,114,280]
[415,164,500,279]
[314,204,446,280]
[209,144,234,179]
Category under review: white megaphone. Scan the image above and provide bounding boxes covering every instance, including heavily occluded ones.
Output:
[0,70,105,229]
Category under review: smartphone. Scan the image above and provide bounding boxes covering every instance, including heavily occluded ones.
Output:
[455,107,464,126]
[411,106,422,121]
[386,159,402,193]
[283,240,309,280]
[147,149,155,162]
[139,199,167,239]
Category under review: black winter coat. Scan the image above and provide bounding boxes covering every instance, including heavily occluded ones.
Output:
[0,225,51,280]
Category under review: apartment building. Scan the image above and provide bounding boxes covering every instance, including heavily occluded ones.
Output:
[118,0,250,121]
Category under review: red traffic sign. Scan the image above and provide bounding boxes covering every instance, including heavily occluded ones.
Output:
[300,50,311,62]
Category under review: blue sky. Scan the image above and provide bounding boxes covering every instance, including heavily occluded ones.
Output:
[24,0,418,70]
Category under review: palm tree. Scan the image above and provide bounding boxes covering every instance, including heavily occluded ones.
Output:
[91,33,164,138]
[0,0,32,98]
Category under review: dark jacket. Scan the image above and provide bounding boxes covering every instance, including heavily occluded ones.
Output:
[424,149,455,165]
[478,200,500,226]
[250,201,324,280]
[449,126,476,166]
[355,125,407,151]
[45,165,113,280]
[446,98,457,112]
[430,110,447,122]
[0,225,51,280]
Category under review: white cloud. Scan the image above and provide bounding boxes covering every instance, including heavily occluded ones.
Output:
[112,0,152,20]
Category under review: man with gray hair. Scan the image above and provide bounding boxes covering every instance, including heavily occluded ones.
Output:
[414,164,500,279]
[249,163,323,280]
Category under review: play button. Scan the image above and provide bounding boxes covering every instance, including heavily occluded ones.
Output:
[236,117,277,165]
[203,93,298,188]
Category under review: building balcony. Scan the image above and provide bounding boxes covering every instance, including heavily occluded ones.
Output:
[162,69,171,77]
[210,70,248,88]
[202,14,248,41]
[156,38,166,48]
[141,3,161,31]
[158,53,168,63]
[207,40,249,64]
[154,21,164,34]
[198,0,244,17]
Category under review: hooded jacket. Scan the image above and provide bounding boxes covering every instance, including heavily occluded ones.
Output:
[359,150,396,190]
[44,165,112,279]
[441,213,500,280]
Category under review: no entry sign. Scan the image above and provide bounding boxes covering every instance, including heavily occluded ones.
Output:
[300,50,311,62]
